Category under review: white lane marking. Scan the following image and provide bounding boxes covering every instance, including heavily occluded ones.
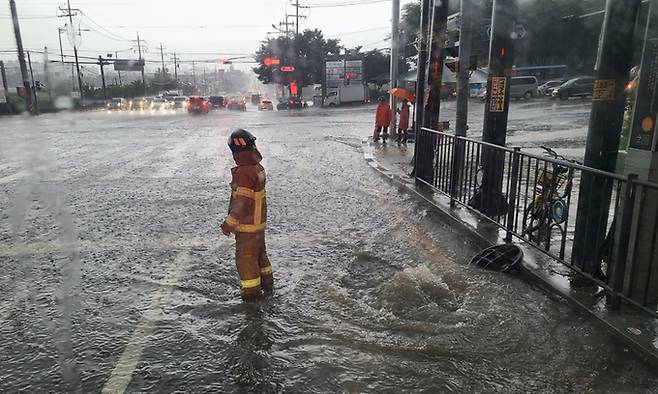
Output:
[100,250,190,394]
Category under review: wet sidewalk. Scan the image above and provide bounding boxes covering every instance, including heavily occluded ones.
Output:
[364,136,658,368]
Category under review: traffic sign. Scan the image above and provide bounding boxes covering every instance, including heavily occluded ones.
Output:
[280,65,295,72]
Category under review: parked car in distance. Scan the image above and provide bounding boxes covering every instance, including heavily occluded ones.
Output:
[209,95,225,109]
[187,96,210,114]
[171,96,188,109]
[552,76,596,100]
[107,97,128,111]
[258,99,274,111]
[509,76,539,99]
[226,96,247,111]
[538,79,565,96]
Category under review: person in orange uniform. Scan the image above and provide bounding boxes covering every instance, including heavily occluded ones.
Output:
[220,128,273,302]
[395,99,411,144]
[373,97,392,143]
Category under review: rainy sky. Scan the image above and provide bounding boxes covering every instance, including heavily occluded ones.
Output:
[0,0,416,65]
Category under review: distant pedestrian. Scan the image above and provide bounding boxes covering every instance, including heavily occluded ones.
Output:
[373,97,392,143]
[395,99,410,144]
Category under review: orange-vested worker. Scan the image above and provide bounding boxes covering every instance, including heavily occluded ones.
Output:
[220,128,273,302]
[373,97,392,142]
[395,99,411,144]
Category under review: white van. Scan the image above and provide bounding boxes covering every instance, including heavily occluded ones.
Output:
[510,76,539,99]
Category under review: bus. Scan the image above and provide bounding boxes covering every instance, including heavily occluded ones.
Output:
[512,65,568,82]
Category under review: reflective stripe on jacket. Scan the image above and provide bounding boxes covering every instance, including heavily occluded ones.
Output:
[224,150,267,233]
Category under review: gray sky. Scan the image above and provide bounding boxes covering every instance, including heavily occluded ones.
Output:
[1,0,414,68]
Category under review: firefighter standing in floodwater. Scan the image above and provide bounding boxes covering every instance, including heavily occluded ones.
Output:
[220,129,273,301]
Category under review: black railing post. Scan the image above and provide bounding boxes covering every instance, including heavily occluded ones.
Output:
[609,174,638,309]
[505,147,521,243]
[450,136,465,208]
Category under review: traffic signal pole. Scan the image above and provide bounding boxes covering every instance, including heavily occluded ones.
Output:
[572,0,642,279]
[9,0,33,115]
[474,0,517,216]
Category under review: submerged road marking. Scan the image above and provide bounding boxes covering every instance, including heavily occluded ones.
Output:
[101,249,190,394]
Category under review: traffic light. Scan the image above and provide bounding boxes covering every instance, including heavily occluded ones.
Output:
[263,57,280,67]
[218,59,232,65]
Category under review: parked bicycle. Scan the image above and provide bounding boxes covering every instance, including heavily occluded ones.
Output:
[522,146,579,242]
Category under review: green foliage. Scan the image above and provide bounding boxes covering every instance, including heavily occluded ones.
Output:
[253,29,342,86]
[402,0,606,74]
[362,48,410,84]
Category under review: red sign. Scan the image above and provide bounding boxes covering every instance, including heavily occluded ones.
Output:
[280,65,295,73]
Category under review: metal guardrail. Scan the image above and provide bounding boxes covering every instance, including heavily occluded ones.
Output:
[415,127,658,319]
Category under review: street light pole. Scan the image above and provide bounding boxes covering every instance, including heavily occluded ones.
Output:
[390,0,400,132]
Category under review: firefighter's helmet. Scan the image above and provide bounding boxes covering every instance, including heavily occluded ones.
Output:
[228,128,257,153]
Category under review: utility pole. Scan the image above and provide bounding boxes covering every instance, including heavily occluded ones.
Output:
[159,43,166,75]
[9,0,33,115]
[424,0,450,129]
[115,51,122,86]
[98,55,107,100]
[390,0,400,133]
[171,51,179,85]
[451,0,474,204]
[1,60,13,114]
[58,26,75,91]
[412,0,432,179]
[136,32,146,95]
[192,60,197,93]
[296,0,300,35]
[44,47,53,108]
[58,27,65,62]
[203,65,207,95]
[455,0,473,138]
[59,0,84,105]
[473,0,518,216]
[572,0,642,280]
[27,51,38,114]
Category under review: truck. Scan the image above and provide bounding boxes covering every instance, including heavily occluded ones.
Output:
[323,85,369,106]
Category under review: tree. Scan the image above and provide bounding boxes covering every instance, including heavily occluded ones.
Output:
[362,48,410,86]
[253,29,342,87]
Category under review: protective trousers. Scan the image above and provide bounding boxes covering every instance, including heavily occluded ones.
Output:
[235,231,273,301]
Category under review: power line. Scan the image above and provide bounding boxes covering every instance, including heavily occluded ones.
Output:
[304,0,390,8]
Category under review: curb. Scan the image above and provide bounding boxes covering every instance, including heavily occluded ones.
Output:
[361,137,658,367]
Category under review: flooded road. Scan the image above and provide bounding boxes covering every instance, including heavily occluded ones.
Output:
[1,102,657,393]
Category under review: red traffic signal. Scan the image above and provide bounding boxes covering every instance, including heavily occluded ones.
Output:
[280,65,295,73]
[264,57,281,67]
[218,59,232,65]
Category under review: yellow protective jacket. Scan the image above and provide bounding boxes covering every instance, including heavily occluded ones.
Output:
[223,149,267,233]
